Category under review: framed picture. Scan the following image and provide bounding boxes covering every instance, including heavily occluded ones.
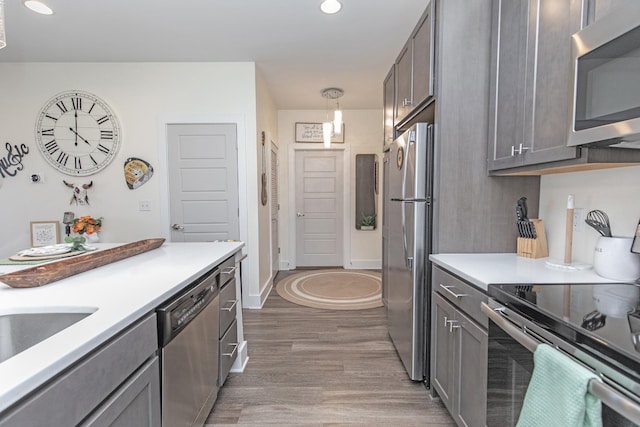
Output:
[295,122,345,143]
[30,221,60,247]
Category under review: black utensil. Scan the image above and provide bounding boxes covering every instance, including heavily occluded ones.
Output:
[516,200,525,237]
[517,197,528,220]
[585,210,612,237]
[516,197,536,238]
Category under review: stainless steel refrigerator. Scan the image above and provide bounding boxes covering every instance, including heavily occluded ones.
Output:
[382,122,433,381]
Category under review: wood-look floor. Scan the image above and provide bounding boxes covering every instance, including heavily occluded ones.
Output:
[205,271,456,426]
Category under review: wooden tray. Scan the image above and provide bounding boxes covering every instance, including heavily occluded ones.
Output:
[0,238,165,288]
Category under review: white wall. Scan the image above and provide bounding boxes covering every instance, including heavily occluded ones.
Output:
[253,69,279,307]
[0,62,264,307]
[277,109,383,270]
[539,165,640,263]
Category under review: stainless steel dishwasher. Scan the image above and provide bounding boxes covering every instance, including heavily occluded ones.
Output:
[157,267,220,427]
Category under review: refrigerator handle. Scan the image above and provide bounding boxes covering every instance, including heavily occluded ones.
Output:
[401,136,415,271]
[402,201,408,269]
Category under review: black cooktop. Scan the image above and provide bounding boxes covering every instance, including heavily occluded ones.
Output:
[488,282,640,383]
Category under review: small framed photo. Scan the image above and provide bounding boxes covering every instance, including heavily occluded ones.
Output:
[295,122,345,143]
[30,221,60,247]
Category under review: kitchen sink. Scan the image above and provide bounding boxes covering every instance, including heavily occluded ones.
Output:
[0,309,96,364]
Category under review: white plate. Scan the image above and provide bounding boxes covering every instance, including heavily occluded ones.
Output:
[18,244,73,257]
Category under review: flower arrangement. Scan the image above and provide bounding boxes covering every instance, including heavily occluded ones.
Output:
[72,215,103,235]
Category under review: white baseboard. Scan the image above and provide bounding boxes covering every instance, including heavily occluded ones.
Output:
[242,276,273,309]
[348,259,382,270]
[230,340,249,373]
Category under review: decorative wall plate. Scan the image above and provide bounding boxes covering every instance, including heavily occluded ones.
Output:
[124,157,153,189]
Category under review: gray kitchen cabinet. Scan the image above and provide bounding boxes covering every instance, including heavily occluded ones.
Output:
[218,254,240,387]
[432,267,488,427]
[487,0,640,175]
[0,313,159,427]
[432,291,455,411]
[431,0,540,254]
[81,357,160,427]
[487,0,583,172]
[394,1,435,127]
[383,65,395,151]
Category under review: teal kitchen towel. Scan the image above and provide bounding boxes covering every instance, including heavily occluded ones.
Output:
[516,344,602,427]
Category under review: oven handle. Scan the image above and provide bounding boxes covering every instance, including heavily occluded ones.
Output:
[481,302,640,425]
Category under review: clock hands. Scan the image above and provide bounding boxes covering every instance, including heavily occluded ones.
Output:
[74,110,79,146]
[68,127,91,146]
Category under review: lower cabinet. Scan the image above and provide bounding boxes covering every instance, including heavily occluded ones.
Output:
[0,313,160,427]
[81,357,160,427]
[218,255,240,387]
[432,269,488,427]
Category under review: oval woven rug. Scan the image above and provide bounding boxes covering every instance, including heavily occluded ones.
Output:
[275,269,383,310]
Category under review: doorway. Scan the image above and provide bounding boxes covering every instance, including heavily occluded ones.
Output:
[270,140,279,278]
[167,123,239,242]
[293,149,344,267]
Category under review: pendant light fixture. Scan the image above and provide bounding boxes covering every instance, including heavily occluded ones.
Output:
[0,1,6,49]
[321,88,344,147]
[322,122,333,148]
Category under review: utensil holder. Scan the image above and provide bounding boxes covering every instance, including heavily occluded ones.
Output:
[594,236,640,281]
[517,219,548,259]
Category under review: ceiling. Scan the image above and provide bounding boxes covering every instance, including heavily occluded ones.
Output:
[0,0,428,110]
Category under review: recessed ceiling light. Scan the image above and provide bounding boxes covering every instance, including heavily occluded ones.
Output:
[320,0,342,15]
[24,0,54,15]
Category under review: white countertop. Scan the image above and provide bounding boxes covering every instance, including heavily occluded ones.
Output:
[430,253,619,291]
[0,241,243,413]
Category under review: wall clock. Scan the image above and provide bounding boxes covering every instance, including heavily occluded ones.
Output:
[35,90,121,176]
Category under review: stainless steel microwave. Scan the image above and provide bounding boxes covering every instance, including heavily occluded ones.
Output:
[568,4,640,148]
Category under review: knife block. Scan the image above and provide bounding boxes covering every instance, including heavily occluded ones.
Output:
[517,219,548,259]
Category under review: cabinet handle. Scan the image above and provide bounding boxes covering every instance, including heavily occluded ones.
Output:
[222,299,238,312]
[443,315,449,328]
[448,320,460,333]
[439,284,468,299]
[222,342,239,358]
[511,144,531,156]
[222,266,237,276]
[402,98,413,107]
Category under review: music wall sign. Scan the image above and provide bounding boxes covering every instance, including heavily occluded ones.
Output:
[0,142,29,180]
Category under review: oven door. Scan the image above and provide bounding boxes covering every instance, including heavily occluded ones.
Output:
[482,299,640,427]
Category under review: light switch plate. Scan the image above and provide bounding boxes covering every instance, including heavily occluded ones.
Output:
[139,200,151,211]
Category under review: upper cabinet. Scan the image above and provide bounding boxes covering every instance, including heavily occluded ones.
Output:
[393,2,435,128]
[383,65,395,150]
[487,0,640,175]
[487,0,583,172]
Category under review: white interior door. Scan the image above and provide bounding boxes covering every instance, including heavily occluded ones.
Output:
[295,150,344,267]
[270,142,279,277]
[167,123,238,242]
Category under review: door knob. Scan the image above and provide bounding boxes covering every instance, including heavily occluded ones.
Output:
[296,212,305,217]
[171,223,184,230]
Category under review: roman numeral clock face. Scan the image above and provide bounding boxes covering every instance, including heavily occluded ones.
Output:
[35,91,121,176]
